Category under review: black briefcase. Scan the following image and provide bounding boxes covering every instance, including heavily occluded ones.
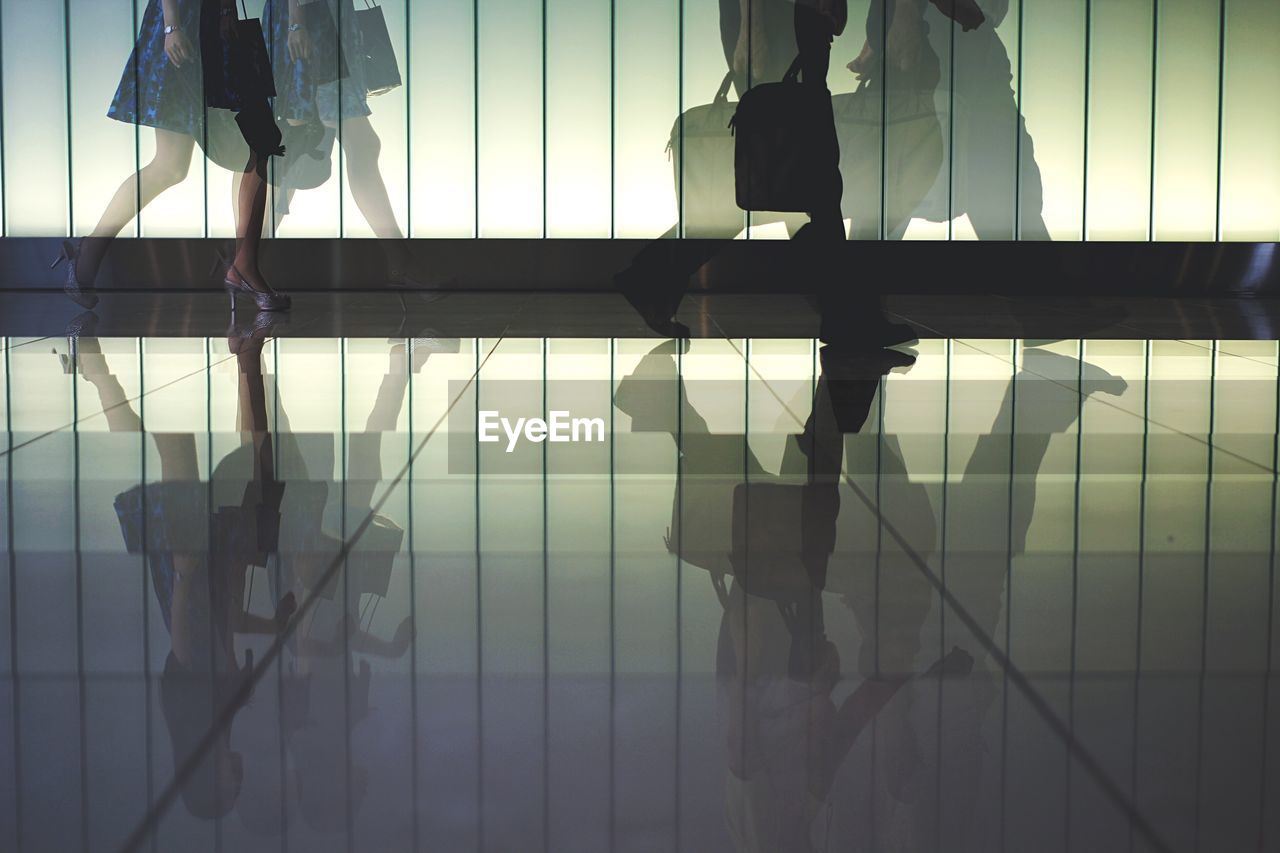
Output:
[730,57,833,213]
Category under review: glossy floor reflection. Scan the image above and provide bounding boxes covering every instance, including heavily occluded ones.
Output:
[2,333,1278,853]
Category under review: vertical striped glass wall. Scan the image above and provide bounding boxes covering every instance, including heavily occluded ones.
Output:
[1,0,1278,240]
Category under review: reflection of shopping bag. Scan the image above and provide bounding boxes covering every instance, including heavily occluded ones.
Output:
[289,514,404,602]
[348,514,405,598]
[356,0,403,96]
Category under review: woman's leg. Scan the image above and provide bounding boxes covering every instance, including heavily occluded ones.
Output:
[340,116,404,241]
[78,129,196,284]
[231,151,274,293]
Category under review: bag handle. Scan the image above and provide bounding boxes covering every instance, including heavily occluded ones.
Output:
[783,54,803,84]
[714,70,734,104]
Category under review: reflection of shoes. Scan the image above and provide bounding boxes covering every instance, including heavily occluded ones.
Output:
[227,311,284,354]
[1022,348,1128,397]
[50,239,99,310]
[616,268,691,340]
[820,319,919,350]
[390,274,455,311]
[819,345,917,374]
[928,645,975,679]
[65,310,99,340]
[390,336,461,373]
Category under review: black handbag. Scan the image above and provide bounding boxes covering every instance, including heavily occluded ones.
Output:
[232,0,278,99]
[729,56,833,213]
[355,0,402,96]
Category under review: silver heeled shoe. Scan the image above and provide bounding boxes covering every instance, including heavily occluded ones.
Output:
[50,239,99,309]
[219,261,292,313]
[227,310,284,354]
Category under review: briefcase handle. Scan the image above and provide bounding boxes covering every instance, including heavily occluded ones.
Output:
[714,71,734,104]
[782,54,803,84]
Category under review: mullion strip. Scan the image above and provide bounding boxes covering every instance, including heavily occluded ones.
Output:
[1192,342,1218,851]
[1213,0,1227,240]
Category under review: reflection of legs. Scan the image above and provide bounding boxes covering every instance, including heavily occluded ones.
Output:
[949,350,1125,656]
[346,344,418,514]
[75,339,204,660]
[79,129,196,284]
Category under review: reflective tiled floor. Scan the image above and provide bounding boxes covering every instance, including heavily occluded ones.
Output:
[2,325,1279,852]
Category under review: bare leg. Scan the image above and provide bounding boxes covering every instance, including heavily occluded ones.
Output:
[229,152,274,294]
[341,117,403,241]
[78,129,196,284]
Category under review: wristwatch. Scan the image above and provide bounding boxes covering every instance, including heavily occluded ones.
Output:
[163,24,180,34]
[288,23,302,32]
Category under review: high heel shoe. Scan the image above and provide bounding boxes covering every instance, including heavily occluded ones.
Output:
[52,314,102,375]
[227,310,284,354]
[50,239,99,310]
[218,261,292,313]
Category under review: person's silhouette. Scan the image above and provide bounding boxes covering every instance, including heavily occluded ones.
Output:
[57,320,296,819]
[716,345,972,851]
[55,0,288,312]
[263,0,447,293]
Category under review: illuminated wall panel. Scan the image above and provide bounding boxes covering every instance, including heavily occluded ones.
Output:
[1086,0,1156,241]
[2,2,69,236]
[410,0,477,236]
[546,0,612,237]
[477,0,544,236]
[0,0,1275,241]
[1152,0,1221,241]
[1021,0,1087,240]
[614,0,679,238]
[343,0,411,239]
[1220,0,1280,241]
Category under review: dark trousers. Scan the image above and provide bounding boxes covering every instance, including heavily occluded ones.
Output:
[794,6,843,226]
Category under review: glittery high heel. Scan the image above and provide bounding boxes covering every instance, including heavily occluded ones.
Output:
[218,259,291,313]
[50,239,99,310]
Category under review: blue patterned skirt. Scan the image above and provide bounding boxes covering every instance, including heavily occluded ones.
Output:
[108,0,251,136]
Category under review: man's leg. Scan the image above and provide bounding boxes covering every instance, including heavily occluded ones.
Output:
[794,6,844,235]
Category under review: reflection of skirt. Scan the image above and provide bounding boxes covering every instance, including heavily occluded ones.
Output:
[108,0,247,135]
[266,0,371,124]
[114,481,211,635]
